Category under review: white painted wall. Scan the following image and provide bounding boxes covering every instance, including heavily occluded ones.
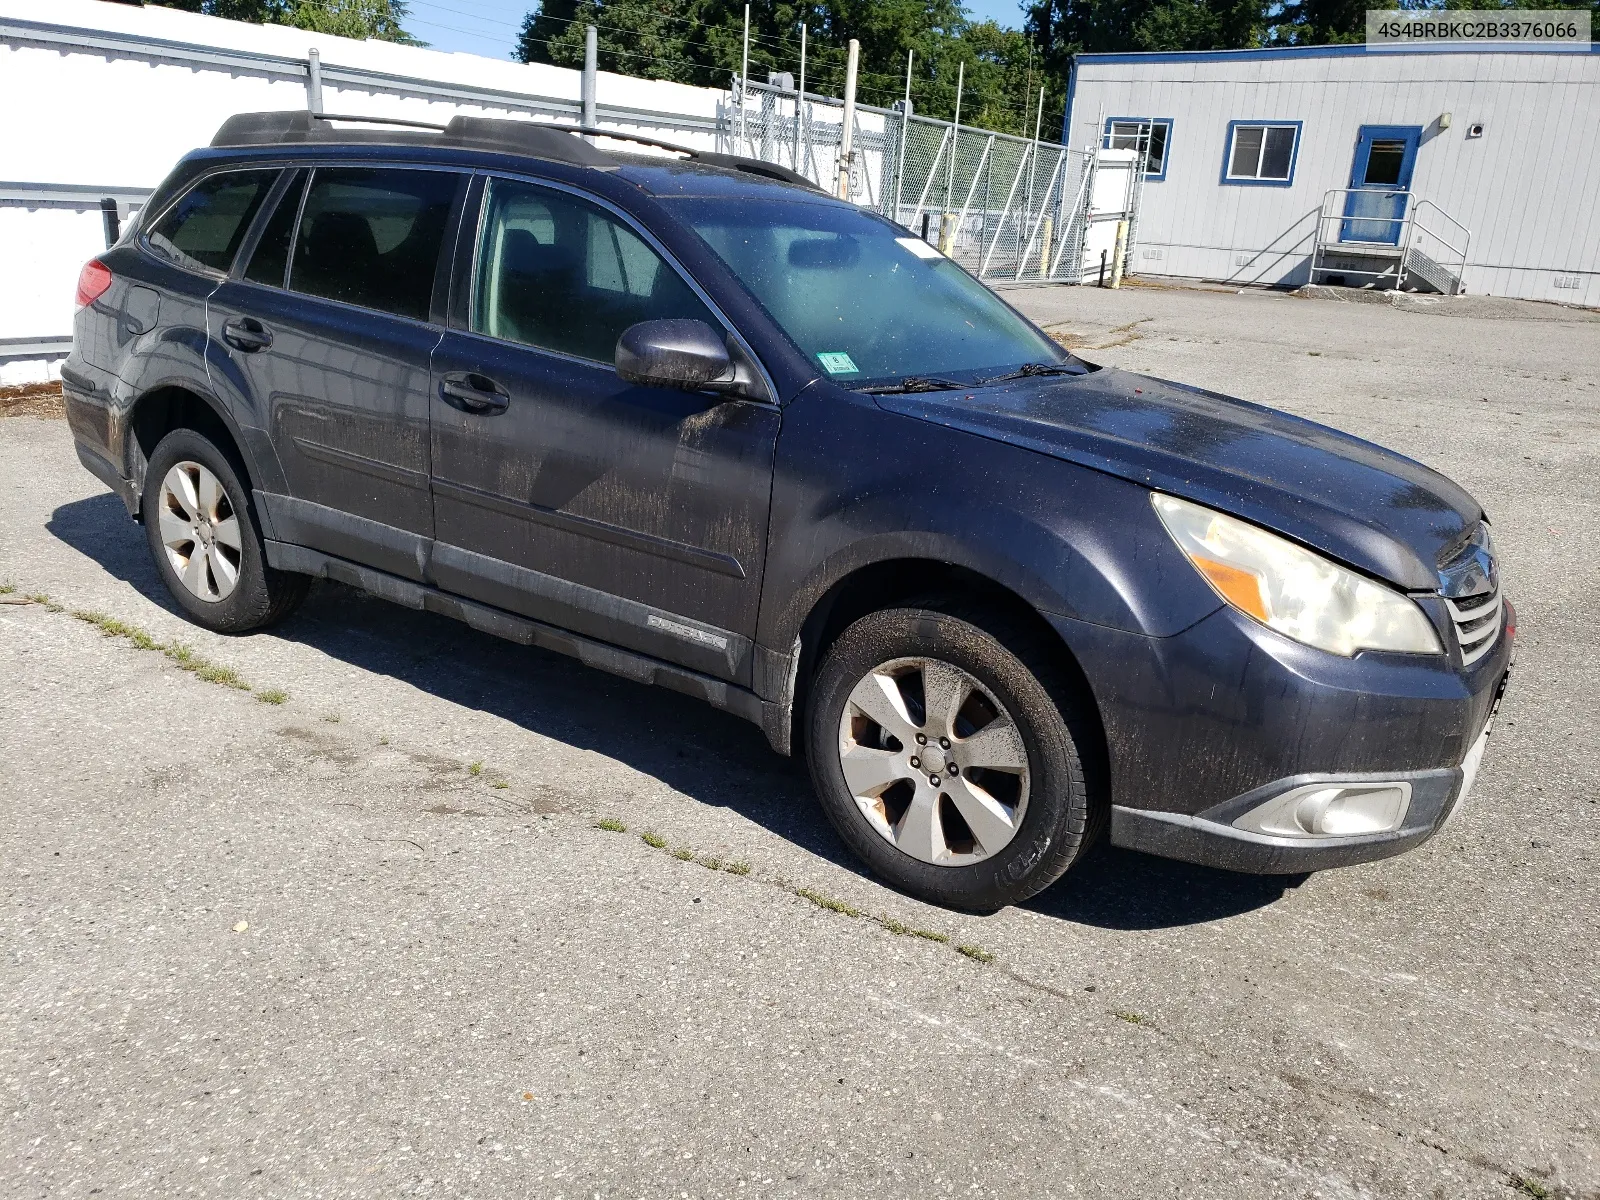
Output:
[1066,46,1600,306]
[0,0,732,377]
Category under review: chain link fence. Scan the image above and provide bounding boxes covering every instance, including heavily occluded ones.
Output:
[723,80,1131,286]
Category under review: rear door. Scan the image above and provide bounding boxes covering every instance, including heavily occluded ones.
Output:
[427,175,780,684]
[209,164,463,580]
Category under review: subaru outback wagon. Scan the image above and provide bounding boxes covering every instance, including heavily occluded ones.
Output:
[63,111,1512,910]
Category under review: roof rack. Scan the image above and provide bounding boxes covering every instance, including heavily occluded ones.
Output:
[209,111,823,190]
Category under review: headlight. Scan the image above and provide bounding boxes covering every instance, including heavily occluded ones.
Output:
[1152,494,1442,657]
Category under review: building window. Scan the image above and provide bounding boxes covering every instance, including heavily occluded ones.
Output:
[1103,118,1172,181]
[1222,121,1302,187]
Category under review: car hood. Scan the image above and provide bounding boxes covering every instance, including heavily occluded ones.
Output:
[876,367,1480,590]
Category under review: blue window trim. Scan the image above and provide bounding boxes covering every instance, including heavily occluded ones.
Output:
[1074,42,1598,65]
[1220,120,1303,188]
[1102,117,1173,182]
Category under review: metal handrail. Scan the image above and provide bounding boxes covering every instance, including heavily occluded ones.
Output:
[1410,198,1472,266]
[1311,188,1471,295]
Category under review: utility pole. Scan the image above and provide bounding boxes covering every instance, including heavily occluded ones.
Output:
[836,38,859,200]
[794,23,806,171]
[941,60,963,254]
[581,25,597,137]
[738,4,750,155]
[306,47,323,114]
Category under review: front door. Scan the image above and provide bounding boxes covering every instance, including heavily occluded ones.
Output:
[1340,125,1421,245]
[211,164,462,581]
[428,175,780,685]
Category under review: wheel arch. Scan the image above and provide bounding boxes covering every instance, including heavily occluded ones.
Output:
[125,383,259,517]
[782,556,1110,797]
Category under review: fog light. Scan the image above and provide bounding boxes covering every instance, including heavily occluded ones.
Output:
[1233,782,1411,839]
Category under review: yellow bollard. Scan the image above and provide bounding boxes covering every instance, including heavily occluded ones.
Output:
[938,212,955,256]
[1039,216,1053,277]
[1110,219,1128,289]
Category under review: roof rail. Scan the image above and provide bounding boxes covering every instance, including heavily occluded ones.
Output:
[210,111,613,168]
[209,111,822,190]
[575,127,822,191]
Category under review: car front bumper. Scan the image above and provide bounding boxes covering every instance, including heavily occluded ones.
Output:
[1048,599,1514,874]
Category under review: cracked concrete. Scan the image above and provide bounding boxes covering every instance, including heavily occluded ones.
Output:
[2,284,1597,1199]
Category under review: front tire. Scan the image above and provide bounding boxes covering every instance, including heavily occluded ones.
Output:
[806,605,1101,910]
[141,428,307,633]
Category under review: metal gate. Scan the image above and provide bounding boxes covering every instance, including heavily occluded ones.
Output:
[724,79,1138,285]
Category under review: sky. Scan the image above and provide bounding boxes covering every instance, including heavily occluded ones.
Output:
[403,0,1031,62]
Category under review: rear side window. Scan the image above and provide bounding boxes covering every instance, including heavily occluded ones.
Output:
[289,167,457,321]
[472,178,717,362]
[146,170,276,274]
[242,170,306,289]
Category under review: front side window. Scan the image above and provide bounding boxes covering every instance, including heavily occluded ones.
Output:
[1104,119,1171,179]
[289,167,457,321]
[146,170,277,274]
[472,178,718,363]
[670,197,1065,388]
[1224,123,1300,184]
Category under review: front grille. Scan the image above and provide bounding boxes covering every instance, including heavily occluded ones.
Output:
[1437,521,1501,668]
[1445,586,1502,667]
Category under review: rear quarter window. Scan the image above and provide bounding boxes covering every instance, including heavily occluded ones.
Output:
[145,170,277,274]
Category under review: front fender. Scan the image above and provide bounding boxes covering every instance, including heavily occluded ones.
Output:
[755,387,1224,667]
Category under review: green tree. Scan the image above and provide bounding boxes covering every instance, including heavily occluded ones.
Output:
[144,0,421,44]
[515,0,1059,135]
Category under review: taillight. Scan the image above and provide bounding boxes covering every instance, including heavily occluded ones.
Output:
[75,259,113,309]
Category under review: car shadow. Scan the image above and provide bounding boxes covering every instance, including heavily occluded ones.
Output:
[49,491,1302,931]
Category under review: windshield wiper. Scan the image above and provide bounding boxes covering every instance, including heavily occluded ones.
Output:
[856,376,967,395]
[978,362,1082,385]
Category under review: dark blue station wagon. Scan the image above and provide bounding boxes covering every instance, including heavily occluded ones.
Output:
[63,112,1513,910]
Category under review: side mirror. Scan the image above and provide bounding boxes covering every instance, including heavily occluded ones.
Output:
[615,319,732,391]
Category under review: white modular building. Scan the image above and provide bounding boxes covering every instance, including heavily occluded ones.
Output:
[1063,43,1600,306]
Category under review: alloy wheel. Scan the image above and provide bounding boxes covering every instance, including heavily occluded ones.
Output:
[157,460,242,603]
[837,656,1030,865]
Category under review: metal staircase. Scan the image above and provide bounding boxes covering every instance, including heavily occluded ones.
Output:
[1310,190,1471,295]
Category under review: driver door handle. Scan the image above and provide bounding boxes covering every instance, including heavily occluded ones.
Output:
[221,316,272,353]
[439,371,510,415]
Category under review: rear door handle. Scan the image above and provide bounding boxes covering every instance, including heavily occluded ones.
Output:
[439,372,510,415]
[221,316,272,352]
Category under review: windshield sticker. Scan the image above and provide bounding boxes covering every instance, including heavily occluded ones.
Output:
[896,236,943,260]
[817,351,859,375]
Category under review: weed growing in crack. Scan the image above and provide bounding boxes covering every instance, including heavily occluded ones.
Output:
[1112,1010,1150,1026]
[162,641,249,690]
[723,861,751,876]
[640,831,667,849]
[72,609,160,651]
[670,847,695,861]
[795,888,861,918]
[595,817,627,833]
[956,944,994,963]
[467,760,482,776]
[255,688,289,705]
[877,916,948,942]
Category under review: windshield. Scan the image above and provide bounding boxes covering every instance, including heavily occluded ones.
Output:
[667,197,1068,387]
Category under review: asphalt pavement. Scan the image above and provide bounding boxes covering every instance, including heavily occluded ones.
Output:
[2,283,1596,1199]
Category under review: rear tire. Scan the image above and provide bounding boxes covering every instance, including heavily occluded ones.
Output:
[141,428,307,633]
[805,604,1102,911]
